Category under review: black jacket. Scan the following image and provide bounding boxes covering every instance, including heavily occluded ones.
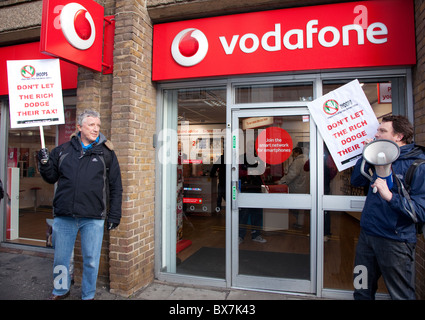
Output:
[39,133,123,224]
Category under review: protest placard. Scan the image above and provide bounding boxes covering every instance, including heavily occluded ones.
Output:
[7,59,64,129]
[307,79,379,171]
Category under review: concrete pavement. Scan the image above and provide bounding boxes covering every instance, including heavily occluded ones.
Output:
[0,246,319,301]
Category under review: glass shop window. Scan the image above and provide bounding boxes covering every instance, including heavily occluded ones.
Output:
[5,102,76,247]
[159,87,227,278]
[235,82,313,103]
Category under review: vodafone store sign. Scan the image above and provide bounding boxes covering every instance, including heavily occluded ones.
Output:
[256,127,293,165]
[40,0,104,72]
[153,0,416,81]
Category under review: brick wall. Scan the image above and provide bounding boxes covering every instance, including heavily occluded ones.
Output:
[73,0,156,296]
[108,0,156,296]
[146,0,343,23]
[413,0,425,300]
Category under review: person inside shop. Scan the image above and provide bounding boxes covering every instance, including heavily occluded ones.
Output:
[239,153,267,244]
[304,146,337,240]
[0,178,3,204]
[38,109,123,300]
[351,115,425,300]
[210,153,226,213]
[278,147,309,229]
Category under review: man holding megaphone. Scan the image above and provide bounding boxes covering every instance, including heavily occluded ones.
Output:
[351,115,425,300]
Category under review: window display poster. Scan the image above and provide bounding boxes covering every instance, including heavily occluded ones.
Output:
[7,148,17,167]
[58,107,76,145]
[307,79,379,171]
[7,59,64,128]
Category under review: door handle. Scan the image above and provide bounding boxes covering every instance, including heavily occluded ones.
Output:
[232,180,238,209]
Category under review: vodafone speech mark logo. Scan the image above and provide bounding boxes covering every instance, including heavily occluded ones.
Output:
[60,3,96,50]
[171,28,208,67]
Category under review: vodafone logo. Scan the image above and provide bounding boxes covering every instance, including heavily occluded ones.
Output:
[60,3,96,50]
[171,28,208,67]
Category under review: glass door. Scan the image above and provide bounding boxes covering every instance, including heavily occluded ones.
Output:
[231,107,316,293]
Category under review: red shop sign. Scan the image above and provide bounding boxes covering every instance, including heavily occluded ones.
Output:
[40,0,105,72]
[152,0,416,81]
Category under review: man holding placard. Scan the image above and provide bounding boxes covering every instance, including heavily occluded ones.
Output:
[351,115,425,300]
[38,109,123,300]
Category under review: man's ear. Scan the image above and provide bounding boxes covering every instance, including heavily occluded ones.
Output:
[395,133,404,143]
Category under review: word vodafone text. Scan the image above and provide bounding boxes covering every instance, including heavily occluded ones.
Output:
[219,21,387,55]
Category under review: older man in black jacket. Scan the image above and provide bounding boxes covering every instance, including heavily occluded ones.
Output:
[39,109,122,300]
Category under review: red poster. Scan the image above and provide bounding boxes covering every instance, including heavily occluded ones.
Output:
[58,107,76,145]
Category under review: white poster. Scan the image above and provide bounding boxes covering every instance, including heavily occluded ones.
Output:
[307,79,379,171]
[7,59,64,128]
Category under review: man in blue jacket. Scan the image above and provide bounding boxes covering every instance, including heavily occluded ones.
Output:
[39,109,123,300]
[351,115,425,300]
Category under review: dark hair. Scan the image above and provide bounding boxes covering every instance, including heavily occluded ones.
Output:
[382,115,413,144]
[293,147,303,154]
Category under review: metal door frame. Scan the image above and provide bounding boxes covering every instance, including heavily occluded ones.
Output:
[230,107,317,294]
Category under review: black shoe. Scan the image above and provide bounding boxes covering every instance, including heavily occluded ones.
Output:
[48,291,70,300]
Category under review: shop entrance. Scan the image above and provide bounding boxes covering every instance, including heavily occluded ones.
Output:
[231,108,316,293]
[158,75,404,297]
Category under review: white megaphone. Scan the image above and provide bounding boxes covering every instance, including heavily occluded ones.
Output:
[360,139,400,193]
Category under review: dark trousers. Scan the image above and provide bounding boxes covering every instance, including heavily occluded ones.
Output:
[239,208,263,239]
[353,229,416,300]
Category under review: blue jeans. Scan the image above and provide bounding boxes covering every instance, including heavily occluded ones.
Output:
[353,229,416,300]
[52,217,105,300]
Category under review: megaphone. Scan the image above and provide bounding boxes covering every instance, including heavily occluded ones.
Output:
[360,139,400,193]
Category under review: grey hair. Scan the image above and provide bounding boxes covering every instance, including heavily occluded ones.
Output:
[77,109,100,126]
